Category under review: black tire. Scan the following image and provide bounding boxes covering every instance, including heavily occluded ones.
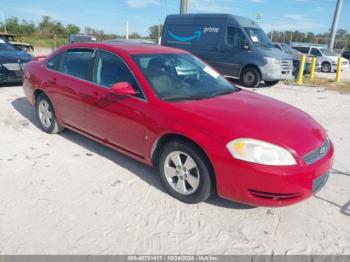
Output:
[321,62,331,73]
[264,80,279,87]
[157,140,213,204]
[35,93,64,134]
[240,67,261,88]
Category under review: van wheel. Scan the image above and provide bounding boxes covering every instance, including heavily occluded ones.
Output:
[241,67,261,88]
[264,80,279,87]
[35,93,64,134]
[157,141,212,204]
[321,62,331,73]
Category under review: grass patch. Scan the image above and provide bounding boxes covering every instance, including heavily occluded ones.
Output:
[285,77,350,94]
[20,36,68,48]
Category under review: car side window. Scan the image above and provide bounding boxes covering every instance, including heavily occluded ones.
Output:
[47,53,62,71]
[311,48,322,56]
[92,50,144,99]
[59,49,94,80]
[226,27,245,48]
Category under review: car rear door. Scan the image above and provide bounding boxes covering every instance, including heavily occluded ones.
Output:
[49,48,94,130]
[83,50,149,159]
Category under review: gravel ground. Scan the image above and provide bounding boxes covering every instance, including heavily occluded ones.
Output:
[0,83,349,255]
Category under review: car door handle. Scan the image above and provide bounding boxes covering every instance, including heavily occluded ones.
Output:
[83,91,99,99]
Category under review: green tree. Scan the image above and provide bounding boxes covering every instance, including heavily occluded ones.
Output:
[148,24,163,40]
[65,24,80,35]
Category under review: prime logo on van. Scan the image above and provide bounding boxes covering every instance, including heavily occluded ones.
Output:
[168,26,220,43]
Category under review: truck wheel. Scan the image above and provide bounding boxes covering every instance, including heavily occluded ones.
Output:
[157,141,212,204]
[264,80,279,87]
[321,62,331,73]
[240,67,261,88]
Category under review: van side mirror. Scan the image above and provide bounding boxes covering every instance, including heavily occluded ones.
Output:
[111,82,136,96]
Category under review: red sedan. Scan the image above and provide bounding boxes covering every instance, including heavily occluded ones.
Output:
[22,42,334,207]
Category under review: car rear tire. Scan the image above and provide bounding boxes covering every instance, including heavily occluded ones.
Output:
[35,93,64,134]
[321,62,331,73]
[264,80,279,87]
[157,141,212,204]
[240,67,261,88]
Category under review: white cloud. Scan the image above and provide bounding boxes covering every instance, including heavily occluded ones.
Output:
[127,0,159,8]
[285,14,306,20]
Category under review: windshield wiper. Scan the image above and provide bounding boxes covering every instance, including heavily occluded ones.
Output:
[162,94,211,102]
[208,89,236,98]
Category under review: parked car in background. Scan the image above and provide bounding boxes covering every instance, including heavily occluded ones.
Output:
[0,38,32,84]
[23,42,333,207]
[0,32,34,52]
[69,34,97,44]
[105,39,156,44]
[342,50,350,60]
[292,45,347,72]
[273,42,320,74]
[161,14,293,88]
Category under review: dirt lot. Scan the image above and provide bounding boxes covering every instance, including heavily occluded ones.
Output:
[0,83,349,255]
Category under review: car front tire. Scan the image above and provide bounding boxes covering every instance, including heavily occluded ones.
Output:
[35,93,64,134]
[158,141,212,204]
[321,62,331,73]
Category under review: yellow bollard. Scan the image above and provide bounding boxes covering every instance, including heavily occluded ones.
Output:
[336,56,342,83]
[297,55,306,85]
[309,57,317,80]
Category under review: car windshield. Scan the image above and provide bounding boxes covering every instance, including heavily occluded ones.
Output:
[0,40,17,52]
[320,48,337,56]
[244,27,273,48]
[132,54,239,101]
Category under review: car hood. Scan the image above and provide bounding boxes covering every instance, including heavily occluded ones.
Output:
[169,90,327,157]
[0,50,32,63]
[259,47,293,60]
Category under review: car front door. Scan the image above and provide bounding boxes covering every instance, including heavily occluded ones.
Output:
[209,26,248,77]
[83,50,149,159]
[48,48,94,130]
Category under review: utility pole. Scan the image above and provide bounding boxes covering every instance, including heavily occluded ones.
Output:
[125,21,129,39]
[180,0,190,14]
[329,0,343,49]
[1,11,7,33]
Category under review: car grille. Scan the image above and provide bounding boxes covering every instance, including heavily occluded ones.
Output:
[280,59,293,71]
[248,189,301,200]
[303,139,331,165]
[2,63,21,71]
[312,172,329,193]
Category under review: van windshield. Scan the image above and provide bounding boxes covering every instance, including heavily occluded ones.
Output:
[132,54,239,101]
[244,27,273,48]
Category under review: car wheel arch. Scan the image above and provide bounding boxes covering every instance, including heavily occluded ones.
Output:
[151,133,217,190]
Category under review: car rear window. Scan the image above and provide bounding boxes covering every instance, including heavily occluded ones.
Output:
[59,49,94,80]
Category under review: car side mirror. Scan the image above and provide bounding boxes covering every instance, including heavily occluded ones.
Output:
[111,82,136,96]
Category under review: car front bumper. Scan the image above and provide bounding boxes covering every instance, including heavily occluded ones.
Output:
[214,141,334,207]
[261,60,293,81]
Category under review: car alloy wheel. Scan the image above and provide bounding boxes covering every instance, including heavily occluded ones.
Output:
[163,151,200,195]
[38,100,53,128]
[322,63,331,73]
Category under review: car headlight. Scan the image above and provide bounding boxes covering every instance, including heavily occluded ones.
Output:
[264,57,280,64]
[226,138,297,166]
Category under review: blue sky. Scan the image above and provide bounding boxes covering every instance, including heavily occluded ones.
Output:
[1,0,349,36]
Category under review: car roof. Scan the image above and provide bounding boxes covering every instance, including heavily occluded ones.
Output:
[65,42,187,55]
